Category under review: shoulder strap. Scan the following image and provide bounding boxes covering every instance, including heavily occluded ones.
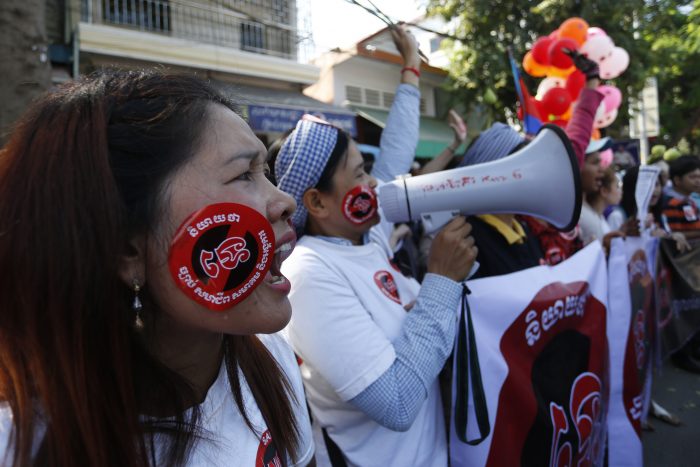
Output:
[321,428,348,467]
[454,284,491,445]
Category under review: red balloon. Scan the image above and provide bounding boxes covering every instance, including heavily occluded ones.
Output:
[541,87,572,116]
[565,70,586,101]
[548,38,579,69]
[532,98,549,120]
[531,37,554,65]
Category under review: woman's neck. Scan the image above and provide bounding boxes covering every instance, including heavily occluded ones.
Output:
[587,195,607,215]
[306,217,364,245]
[144,314,225,406]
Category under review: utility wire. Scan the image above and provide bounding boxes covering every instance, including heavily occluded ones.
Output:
[342,0,430,62]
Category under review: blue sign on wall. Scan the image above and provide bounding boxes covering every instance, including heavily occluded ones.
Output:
[246,104,357,136]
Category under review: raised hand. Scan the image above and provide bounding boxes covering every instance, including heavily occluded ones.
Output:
[564,48,600,80]
[427,216,478,282]
[390,23,420,69]
[448,109,467,145]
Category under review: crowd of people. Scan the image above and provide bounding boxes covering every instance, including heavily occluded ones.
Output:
[0,22,698,467]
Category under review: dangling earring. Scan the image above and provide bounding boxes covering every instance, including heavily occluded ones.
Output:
[132,279,144,330]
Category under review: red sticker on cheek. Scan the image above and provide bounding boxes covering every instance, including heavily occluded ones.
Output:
[168,203,275,311]
[342,185,378,224]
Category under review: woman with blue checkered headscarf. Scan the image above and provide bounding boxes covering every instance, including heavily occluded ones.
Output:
[276,25,477,467]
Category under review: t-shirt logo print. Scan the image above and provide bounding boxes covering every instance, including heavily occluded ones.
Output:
[374,270,401,304]
[256,429,282,467]
[199,236,251,279]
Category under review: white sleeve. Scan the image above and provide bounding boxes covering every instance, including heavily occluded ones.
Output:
[0,406,13,465]
[606,208,625,232]
[286,258,396,401]
[259,334,315,467]
[371,84,420,183]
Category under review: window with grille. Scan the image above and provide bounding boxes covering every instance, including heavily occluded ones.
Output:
[241,21,266,52]
[345,85,362,103]
[103,0,170,32]
[382,92,394,108]
[365,89,380,106]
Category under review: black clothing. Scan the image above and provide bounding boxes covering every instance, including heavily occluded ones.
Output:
[469,216,545,279]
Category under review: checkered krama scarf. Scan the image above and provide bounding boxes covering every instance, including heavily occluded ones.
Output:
[275,115,340,233]
[458,122,524,167]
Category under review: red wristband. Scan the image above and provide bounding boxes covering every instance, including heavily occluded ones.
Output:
[401,66,421,78]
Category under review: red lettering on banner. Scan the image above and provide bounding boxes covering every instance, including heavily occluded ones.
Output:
[485,281,608,467]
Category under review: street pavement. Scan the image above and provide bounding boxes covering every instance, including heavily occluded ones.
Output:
[643,360,700,466]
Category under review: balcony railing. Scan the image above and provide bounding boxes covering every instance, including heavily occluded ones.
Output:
[80,0,306,60]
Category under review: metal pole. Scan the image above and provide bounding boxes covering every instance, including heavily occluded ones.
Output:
[639,85,648,165]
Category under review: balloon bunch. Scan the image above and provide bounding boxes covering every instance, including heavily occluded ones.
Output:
[521,18,629,137]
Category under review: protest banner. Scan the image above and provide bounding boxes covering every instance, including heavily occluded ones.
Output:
[607,236,658,467]
[655,239,700,358]
[451,242,608,467]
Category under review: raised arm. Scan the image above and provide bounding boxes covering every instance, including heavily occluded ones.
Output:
[417,110,467,175]
[371,24,421,183]
[564,50,604,167]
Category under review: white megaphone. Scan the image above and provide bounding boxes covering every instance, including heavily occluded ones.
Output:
[378,124,582,233]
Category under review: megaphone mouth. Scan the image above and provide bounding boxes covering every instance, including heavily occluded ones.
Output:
[538,124,582,232]
[378,124,583,233]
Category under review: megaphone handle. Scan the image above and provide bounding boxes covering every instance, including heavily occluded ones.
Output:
[420,211,480,280]
[420,210,462,235]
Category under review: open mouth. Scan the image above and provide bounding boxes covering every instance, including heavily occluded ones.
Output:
[266,240,294,285]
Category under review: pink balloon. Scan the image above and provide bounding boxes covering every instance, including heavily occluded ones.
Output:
[586,27,607,40]
[600,149,614,168]
[599,47,630,79]
[580,35,615,64]
[594,101,606,121]
[597,85,622,112]
[595,108,618,129]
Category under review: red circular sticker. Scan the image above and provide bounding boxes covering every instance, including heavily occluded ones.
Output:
[373,270,401,304]
[168,203,275,311]
[342,185,378,224]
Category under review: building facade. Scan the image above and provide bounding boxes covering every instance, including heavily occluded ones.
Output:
[303,22,462,159]
[46,0,355,144]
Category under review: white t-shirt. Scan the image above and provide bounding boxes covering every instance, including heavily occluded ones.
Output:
[579,202,611,245]
[282,228,447,467]
[606,206,626,232]
[0,334,314,467]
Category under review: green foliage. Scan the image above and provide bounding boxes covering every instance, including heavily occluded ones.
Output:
[427,0,699,151]
[643,1,700,150]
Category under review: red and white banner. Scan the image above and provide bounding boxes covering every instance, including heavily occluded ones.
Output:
[606,236,657,467]
[451,242,609,467]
